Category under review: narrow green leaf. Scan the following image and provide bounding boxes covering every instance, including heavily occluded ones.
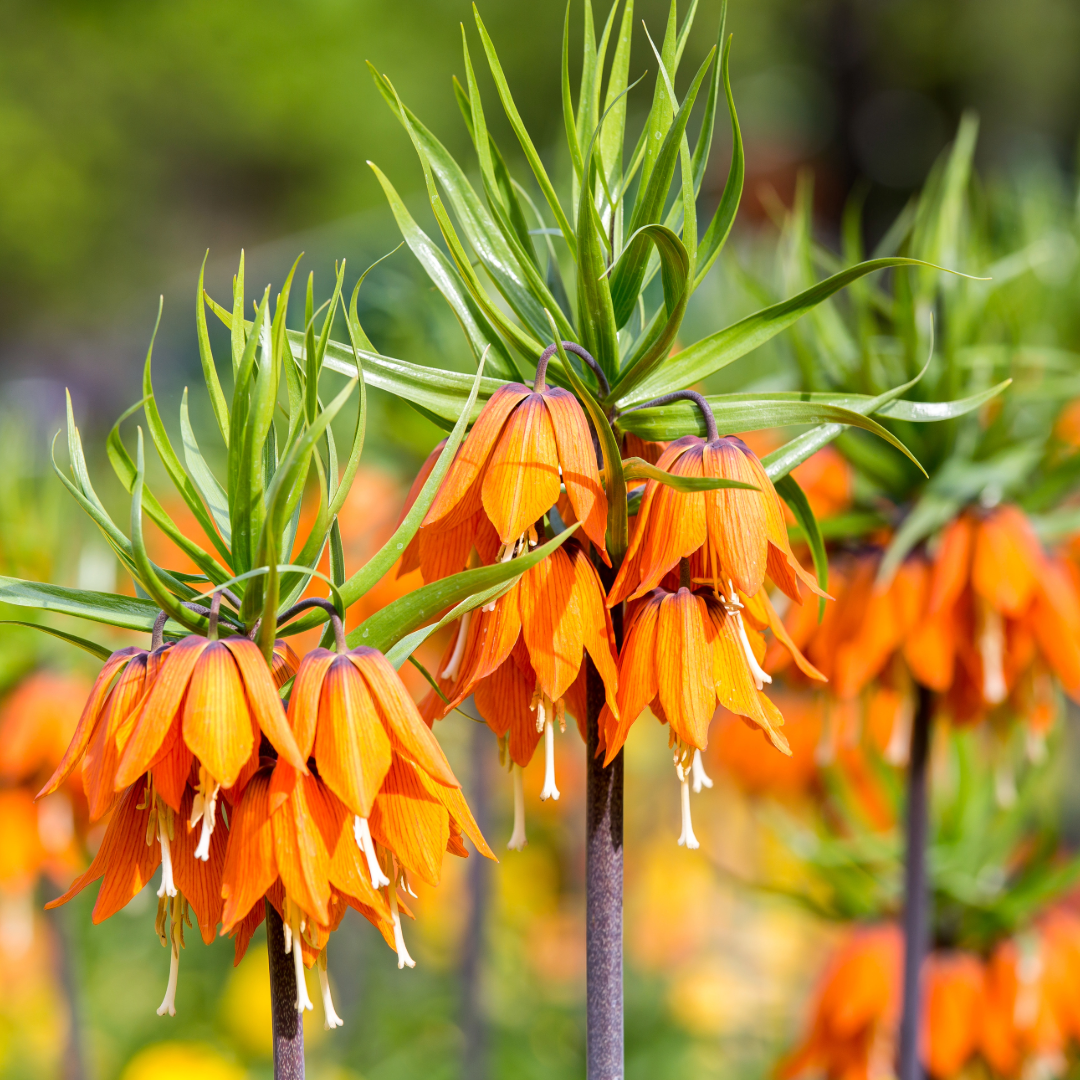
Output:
[196,251,229,444]
[473,6,578,258]
[130,429,205,632]
[0,578,174,634]
[561,3,586,183]
[775,474,828,619]
[230,251,245,380]
[141,300,234,566]
[179,389,231,544]
[637,0,678,199]
[575,150,620,378]
[349,525,578,652]
[694,27,743,287]
[617,395,928,472]
[622,258,964,406]
[609,45,716,327]
[599,0,634,188]
[0,620,113,661]
[605,224,689,400]
[622,457,756,491]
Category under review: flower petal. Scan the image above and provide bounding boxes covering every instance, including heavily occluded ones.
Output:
[172,785,228,944]
[426,385,529,528]
[348,648,459,788]
[115,636,207,789]
[182,641,255,787]
[605,594,662,763]
[655,589,714,749]
[482,394,561,544]
[38,647,144,798]
[543,387,608,560]
[315,655,393,818]
[222,637,307,772]
[702,439,769,597]
[519,545,582,702]
[972,505,1042,617]
[368,754,450,887]
[286,649,336,760]
[220,768,278,932]
[271,766,331,925]
[473,655,542,768]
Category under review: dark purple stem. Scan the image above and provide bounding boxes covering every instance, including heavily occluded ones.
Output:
[586,561,623,1079]
[618,390,718,442]
[534,341,610,398]
[898,685,934,1080]
[266,901,305,1079]
[276,597,347,652]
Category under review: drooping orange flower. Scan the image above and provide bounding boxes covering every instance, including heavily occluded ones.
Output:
[398,438,500,583]
[771,506,1080,739]
[922,952,984,1078]
[220,761,415,1015]
[780,924,902,1080]
[0,671,90,788]
[421,378,608,562]
[113,634,307,860]
[421,538,618,847]
[609,434,824,606]
[285,642,493,896]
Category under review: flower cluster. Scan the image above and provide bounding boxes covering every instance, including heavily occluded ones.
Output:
[782,912,1080,1080]
[408,373,821,850]
[44,611,491,1023]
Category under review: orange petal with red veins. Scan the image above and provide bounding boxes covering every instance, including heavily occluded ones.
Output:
[272,640,300,688]
[482,394,561,544]
[314,784,387,912]
[519,546,582,703]
[349,648,459,788]
[47,782,160,921]
[606,594,662,763]
[115,636,208,788]
[634,442,708,599]
[702,439,770,596]
[172,785,228,944]
[758,590,827,682]
[368,755,451,887]
[415,763,496,860]
[150,717,194,812]
[221,768,278,932]
[271,767,331,926]
[182,641,254,787]
[707,599,790,754]
[570,544,619,718]
[287,649,336,760]
[655,589,714,750]
[928,515,975,614]
[418,514,481,583]
[473,656,542,768]
[1030,559,1080,693]
[398,439,446,527]
[83,653,151,821]
[221,637,307,772]
[315,655,393,818]
[229,902,266,966]
[38,647,144,798]
[426,385,529,528]
[543,387,608,560]
[972,506,1041,617]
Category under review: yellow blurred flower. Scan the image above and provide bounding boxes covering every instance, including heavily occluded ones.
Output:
[119,1042,246,1080]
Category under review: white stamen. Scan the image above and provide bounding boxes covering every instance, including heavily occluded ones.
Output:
[190,781,221,863]
[156,818,177,898]
[353,817,391,888]
[691,749,713,794]
[441,611,472,680]
[884,693,914,766]
[156,942,179,1016]
[979,605,1007,705]
[283,919,292,955]
[727,581,771,690]
[539,717,560,802]
[508,764,527,850]
[318,952,344,1029]
[290,912,314,1013]
[388,863,416,969]
[1027,729,1048,764]
[676,763,700,850]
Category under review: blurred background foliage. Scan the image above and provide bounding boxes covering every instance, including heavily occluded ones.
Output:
[5,1,1080,1079]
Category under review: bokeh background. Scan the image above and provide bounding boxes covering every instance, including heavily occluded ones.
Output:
[3,0,1080,1078]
